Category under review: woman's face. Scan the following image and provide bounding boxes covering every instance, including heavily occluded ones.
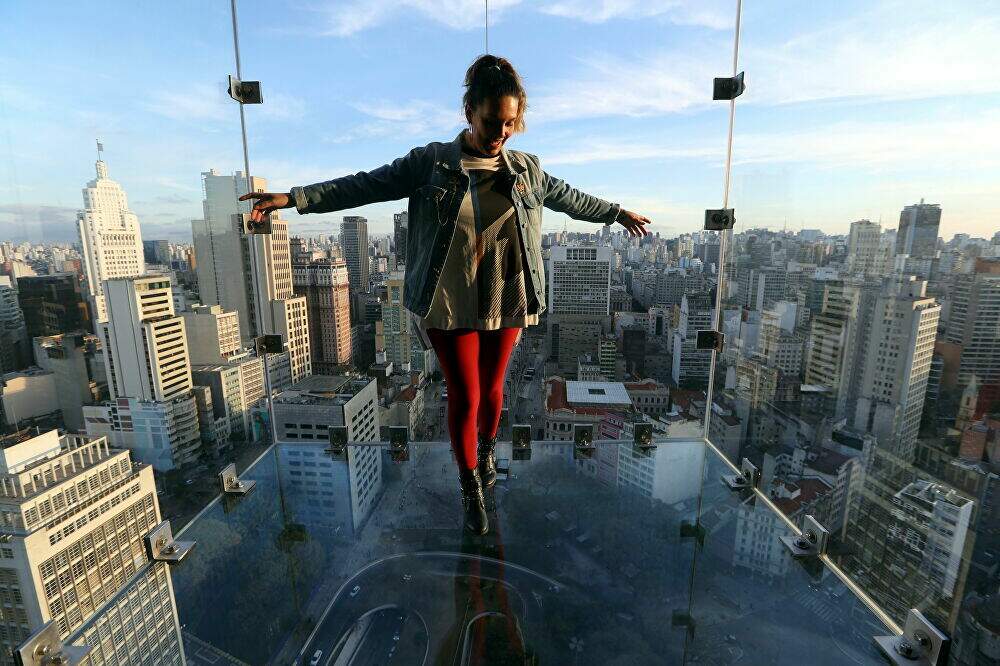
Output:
[465,95,519,156]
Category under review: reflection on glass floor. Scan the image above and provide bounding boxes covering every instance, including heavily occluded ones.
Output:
[158,439,893,665]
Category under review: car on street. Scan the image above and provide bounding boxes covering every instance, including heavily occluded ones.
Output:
[350,585,361,597]
[310,650,323,666]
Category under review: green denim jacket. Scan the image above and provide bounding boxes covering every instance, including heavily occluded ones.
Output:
[290,130,620,318]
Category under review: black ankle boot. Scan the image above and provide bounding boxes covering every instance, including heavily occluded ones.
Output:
[477,433,498,488]
[458,467,489,535]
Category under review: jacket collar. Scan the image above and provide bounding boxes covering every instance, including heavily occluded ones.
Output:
[441,129,526,175]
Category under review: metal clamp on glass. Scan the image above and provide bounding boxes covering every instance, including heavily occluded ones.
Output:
[254,334,282,355]
[14,622,90,666]
[573,423,595,460]
[679,520,706,547]
[696,330,725,352]
[712,71,746,100]
[632,421,654,451]
[704,208,736,231]
[875,609,949,666]
[237,210,271,235]
[219,462,255,496]
[512,424,532,461]
[145,520,195,564]
[389,426,409,462]
[722,457,760,490]
[327,426,348,458]
[780,515,829,558]
[227,74,263,104]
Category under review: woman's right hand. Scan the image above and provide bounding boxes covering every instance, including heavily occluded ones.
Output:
[238,191,295,224]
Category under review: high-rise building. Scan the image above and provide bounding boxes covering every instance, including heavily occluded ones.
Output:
[16,273,91,340]
[375,271,427,373]
[292,256,353,373]
[142,239,171,265]
[84,276,202,469]
[945,258,1000,389]
[847,219,882,276]
[851,279,940,459]
[193,171,311,383]
[393,211,408,267]
[32,333,107,432]
[76,160,145,323]
[895,200,941,259]
[0,429,182,663]
[341,216,370,293]
[0,276,29,374]
[181,304,242,365]
[548,245,612,315]
[671,294,714,387]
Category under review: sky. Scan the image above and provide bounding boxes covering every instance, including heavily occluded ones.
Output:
[1,0,998,244]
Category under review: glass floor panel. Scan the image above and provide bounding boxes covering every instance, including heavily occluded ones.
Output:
[164,439,890,665]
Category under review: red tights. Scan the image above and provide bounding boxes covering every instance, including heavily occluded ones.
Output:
[427,327,522,470]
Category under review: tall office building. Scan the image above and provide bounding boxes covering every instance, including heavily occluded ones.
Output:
[847,220,882,276]
[0,429,182,662]
[375,271,425,373]
[945,258,1000,388]
[393,212,408,267]
[548,245,612,315]
[76,160,145,323]
[851,279,940,459]
[181,304,242,365]
[671,294,714,387]
[193,171,311,383]
[84,276,202,469]
[293,256,353,373]
[341,216,370,293]
[895,200,941,259]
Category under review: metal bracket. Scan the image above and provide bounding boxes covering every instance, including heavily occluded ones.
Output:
[722,457,760,490]
[633,422,654,450]
[145,520,195,564]
[573,423,595,460]
[512,424,532,461]
[389,425,409,462]
[696,330,725,352]
[254,334,283,355]
[327,426,348,457]
[237,210,272,235]
[875,608,949,666]
[713,71,746,100]
[704,208,736,231]
[679,520,706,547]
[780,515,829,558]
[219,463,256,496]
[14,621,90,666]
[227,74,263,104]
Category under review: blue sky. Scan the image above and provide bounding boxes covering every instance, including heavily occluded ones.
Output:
[1,0,998,244]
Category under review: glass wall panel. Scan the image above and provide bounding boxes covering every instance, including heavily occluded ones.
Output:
[711,0,1000,655]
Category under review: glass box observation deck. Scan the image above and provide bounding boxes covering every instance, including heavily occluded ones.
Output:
[55,435,898,665]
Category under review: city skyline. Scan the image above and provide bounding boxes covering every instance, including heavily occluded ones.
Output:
[2,0,999,243]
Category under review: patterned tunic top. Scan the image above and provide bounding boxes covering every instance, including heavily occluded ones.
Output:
[415,149,540,332]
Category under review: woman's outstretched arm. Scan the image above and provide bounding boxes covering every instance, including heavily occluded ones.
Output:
[239,146,425,222]
[542,169,651,237]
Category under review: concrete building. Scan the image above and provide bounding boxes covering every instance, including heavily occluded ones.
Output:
[671,295,714,387]
[393,211,408,267]
[76,160,145,324]
[85,276,202,470]
[376,271,429,374]
[847,219,882,277]
[0,276,29,374]
[548,245,612,316]
[191,353,266,444]
[0,369,59,426]
[270,374,379,446]
[33,333,108,432]
[945,258,1000,388]
[292,256,353,373]
[16,273,91,340]
[543,378,634,441]
[0,430,182,662]
[181,304,242,365]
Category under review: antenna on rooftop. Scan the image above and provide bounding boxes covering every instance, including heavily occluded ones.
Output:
[96,138,104,161]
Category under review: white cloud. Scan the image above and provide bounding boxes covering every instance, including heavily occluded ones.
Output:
[308,0,523,37]
[142,83,230,122]
[327,99,464,144]
[538,0,733,30]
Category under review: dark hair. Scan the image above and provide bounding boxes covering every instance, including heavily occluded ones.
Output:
[462,54,527,133]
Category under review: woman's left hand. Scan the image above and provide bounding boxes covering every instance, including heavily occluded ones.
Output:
[616,209,651,237]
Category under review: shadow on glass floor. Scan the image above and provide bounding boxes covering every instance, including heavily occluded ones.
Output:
[164,439,890,665]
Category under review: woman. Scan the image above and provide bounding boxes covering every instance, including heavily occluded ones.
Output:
[241,54,651,535]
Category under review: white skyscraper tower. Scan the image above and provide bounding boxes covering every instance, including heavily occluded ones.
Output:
[77,158,145,324]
